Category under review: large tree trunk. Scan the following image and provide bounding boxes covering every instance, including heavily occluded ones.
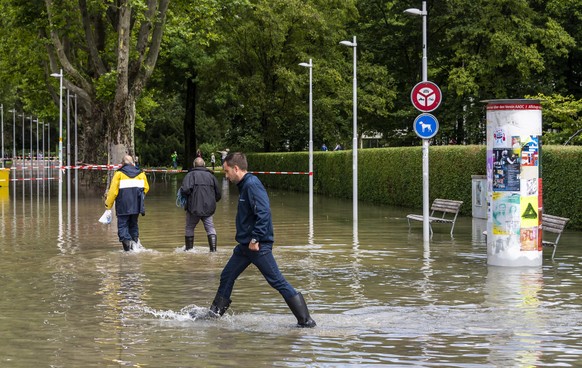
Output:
[109,95,136,165]
[45,0,169,176]
[184,76,197,170]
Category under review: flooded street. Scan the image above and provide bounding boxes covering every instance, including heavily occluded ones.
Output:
[1,171,582,367]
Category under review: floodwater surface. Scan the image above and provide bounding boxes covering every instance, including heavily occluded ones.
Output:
[1,169,582,367]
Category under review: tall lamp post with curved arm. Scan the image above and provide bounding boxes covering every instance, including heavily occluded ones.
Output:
[340,36,358,224]
[50,69,64,218]
[299,59,314,230]
[50,69,63,182]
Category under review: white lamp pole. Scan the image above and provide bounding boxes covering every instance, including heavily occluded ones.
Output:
[21,114,24,163]
[42,122,45,165]
[46,123,51,163]
[405,1,430,243]
[36,119,39,163]
[51,69,64,214]
[340,36,358,223]
[29,116,33,167]
[73,94,77,168]
[1,104,4,168]
[299,59,314,228]
[50,69,63,179]
[9,109,15,163]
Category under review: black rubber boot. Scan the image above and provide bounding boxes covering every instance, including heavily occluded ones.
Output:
[208,292,231,318]
[208,234,217,252]
[121,240,132,252]
[285,292,316,328]
[185,236,194,251]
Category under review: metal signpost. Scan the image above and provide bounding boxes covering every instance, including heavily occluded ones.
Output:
[406,1,443,244]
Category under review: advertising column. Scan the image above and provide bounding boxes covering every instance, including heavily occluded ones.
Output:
[486,99,542,267]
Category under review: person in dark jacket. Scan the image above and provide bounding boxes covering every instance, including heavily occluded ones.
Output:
[180,157,222,251]
[197,152,316,328]
[105,155,150,251]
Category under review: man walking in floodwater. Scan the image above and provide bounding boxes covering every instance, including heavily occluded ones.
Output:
[180,157,221,252]
[196,152,316,328]
[105,155,149,251]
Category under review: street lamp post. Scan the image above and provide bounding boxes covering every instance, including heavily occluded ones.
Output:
[1,104,4,168]
[73,94,77,168]
[50,69,63,180]
[9,109,15,163]
[299,59,314,228]
[46,123,51,164]
[405,1,431,243]
[29,116,34,167]
[51,69,64,215]
[340,36,358,223]
[36,119,39,163]
[21,114,24,164]
[42,122,45,166]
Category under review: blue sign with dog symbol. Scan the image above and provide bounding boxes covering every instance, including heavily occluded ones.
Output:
[413,113,439,139]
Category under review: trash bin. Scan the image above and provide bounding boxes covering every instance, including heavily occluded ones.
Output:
[471,175,487,219]
[0,168,9,188]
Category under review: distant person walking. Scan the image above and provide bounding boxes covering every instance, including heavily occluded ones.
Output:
[217,148,229,165]
[199,152,316,328]
[105,155,149,251]
[321,143,328,151]
[171,151,178,169]
[210,153,216,171]
[180,157,222,252]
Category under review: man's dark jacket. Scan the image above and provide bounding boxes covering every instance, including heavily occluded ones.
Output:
[235,173,274,245]
[180,167,221,217]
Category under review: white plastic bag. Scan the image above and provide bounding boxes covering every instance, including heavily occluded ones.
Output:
[99,209,112,224]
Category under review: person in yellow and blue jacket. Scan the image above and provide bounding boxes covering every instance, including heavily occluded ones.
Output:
[105,155,150,251]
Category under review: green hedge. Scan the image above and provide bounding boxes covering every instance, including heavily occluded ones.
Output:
[248,145,582,230]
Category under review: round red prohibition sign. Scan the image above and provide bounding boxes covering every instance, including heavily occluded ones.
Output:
[410,81,442,112]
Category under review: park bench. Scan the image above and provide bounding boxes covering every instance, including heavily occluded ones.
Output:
[407,198,464,237]
[542,214,570,259]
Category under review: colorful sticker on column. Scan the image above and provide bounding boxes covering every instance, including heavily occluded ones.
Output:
[493,128,507,147]
[492,192,521,235]
[521,136,539,166]
[511,136,522,150]
[520,195,539,228]
[521,166,538,196]
[493,148,520,191]
[520,227,538,251]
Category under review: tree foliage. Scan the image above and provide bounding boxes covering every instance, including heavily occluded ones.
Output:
[0,0,581,169]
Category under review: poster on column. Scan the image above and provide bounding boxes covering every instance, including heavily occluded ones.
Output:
[493,148,520,191]
[520,195,539,251]
[521,136,539,166]
[492,192,521,235]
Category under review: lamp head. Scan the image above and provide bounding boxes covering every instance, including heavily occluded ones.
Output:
[339,40,356,47]
[50,73,62,78]
[404,8,425,16]
[299,62,312,68]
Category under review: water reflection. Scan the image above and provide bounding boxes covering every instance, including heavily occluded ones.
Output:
[485,266,543,366]
[1,174,582,367]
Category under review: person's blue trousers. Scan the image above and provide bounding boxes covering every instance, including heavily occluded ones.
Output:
[117,214,139,242]
[217,243,297,300]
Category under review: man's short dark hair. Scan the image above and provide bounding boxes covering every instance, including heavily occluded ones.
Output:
[224,152,248,171]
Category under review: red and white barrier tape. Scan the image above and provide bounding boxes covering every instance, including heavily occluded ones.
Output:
[5,164,309,175]
[9,177,57,182]
[250,171,311,175]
